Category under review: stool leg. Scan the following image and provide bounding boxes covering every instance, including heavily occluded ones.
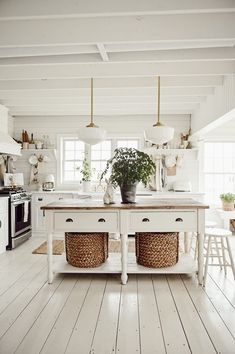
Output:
[214,236,222,270]
[221,238,227,275]
[203,235,212,287]
[194,236,198,260]
[225,237,235,280]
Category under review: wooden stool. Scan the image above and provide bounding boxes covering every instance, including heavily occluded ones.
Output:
[203,228,235,286]
[192,221,217,259]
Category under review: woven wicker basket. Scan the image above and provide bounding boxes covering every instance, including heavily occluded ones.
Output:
[65,232,108,268]
[135,232,179,268]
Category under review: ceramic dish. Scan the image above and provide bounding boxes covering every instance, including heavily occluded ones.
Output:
[28,154,38,165]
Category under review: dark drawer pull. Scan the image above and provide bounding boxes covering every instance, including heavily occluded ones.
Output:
[0,220,2,228]
[38,198,43,201]
[66,218,74,223]
[59,197,63,200]
[175,218,183,222]
[98,218,106,223]
[142,218,150,222]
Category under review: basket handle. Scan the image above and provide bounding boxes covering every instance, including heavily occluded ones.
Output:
[142,218,150,222]
[175,218,183,222]
[98,218,106,223]
[66,218,74,222]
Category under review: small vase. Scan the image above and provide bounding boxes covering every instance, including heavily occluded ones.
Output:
[120,183,138,204]
[82,181,91,193]
[222,201,234,211]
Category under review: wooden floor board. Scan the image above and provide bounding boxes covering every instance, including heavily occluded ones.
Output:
[116,275,140,354]
[152,275,190,354]
[0,237,234,354]
[65,276,107,354]
[167,275,216,353]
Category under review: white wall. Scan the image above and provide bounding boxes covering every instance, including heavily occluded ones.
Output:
[13,114,190,145]
[13,114,199,191]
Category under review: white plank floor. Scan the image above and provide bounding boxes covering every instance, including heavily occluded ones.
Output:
[0,237,235,354]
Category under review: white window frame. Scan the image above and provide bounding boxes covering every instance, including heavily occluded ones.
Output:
[57,133,142,188]
[203,138,235,206]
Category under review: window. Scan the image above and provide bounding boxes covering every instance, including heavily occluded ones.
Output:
[204,142,235,204]
[61,138,85,183]
[91,140,112,181]
[60,136,140,185]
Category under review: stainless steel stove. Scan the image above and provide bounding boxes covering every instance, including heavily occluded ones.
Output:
[0,188,32,249]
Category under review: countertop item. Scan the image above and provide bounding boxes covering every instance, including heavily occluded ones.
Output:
[41,198,209,210]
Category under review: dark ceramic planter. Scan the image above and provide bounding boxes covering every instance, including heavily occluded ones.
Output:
[120,183,137,204]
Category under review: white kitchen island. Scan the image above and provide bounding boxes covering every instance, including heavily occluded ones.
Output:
[41,198,209,285]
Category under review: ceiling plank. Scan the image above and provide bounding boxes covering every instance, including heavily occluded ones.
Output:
[0,13,235,47]
[0,0,234,19]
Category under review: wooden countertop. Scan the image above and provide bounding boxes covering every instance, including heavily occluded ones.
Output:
[41,198,209,210]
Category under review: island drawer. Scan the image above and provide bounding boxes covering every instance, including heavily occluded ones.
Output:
[129,211,197,232]
[53,212,119,232]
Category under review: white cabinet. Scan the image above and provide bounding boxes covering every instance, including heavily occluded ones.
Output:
[0,198,8,254]
[32,193,73,236]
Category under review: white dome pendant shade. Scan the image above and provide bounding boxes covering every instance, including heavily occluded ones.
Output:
[77,78,106,145]
[144,76,174,145]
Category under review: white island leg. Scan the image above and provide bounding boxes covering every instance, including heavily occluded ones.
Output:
[121,233,128,285]
[197,232,204,285]
[46,210,54,284]
[197,209,205,286]
[47,231,53,283]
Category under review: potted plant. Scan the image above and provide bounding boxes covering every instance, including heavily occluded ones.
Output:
[100,148,155,203]
[80,158,92,192]
[220,193,235,211]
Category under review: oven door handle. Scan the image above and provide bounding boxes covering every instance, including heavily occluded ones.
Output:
[12,199,31,206]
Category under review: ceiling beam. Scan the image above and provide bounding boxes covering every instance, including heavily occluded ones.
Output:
[0,87,215,98]
[0,0,234,19]
[1,95,205,106]
[1,40,235,59]
[0,44,98,58]
[0,47,234,65]
[0,61,233,80]
[9,107,195,116]
[0,76,223,90]
[0,13,235,47]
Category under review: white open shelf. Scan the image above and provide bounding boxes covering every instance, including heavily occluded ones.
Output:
[19,148,57,159]
[53,252,197,275]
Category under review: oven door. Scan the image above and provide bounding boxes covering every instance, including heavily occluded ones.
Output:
[11,199,32,237]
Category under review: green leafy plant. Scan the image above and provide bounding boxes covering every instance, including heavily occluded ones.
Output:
[220,193,235,203]
[80,158,92,181]
[100,148,155,188]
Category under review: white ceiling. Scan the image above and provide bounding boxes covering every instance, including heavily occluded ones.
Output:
[0,0,235,117]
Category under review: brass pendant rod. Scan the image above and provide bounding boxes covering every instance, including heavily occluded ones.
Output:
[157,76,160,124]
[153,76,162,127]
[91,77,94,124]
[86,77,98,128]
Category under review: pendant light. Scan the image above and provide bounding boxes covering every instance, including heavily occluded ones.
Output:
[144,76,174,145]
[77,78,106,145]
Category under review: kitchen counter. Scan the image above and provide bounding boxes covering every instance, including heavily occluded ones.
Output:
[42,198,208,286]
[41,198,208,210]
